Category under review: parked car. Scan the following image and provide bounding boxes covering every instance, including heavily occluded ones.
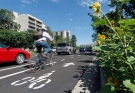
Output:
[56,43,76,55]
[86,48,92,53]
[79,48,86,53]
[0,42,30,65]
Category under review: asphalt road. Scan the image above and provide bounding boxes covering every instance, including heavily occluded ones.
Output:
[0,52,100,93]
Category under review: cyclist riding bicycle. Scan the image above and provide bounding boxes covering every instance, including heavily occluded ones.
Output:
[35,28,54,60]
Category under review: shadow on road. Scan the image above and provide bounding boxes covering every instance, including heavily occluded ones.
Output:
[0,62,16,67]
[71,58,100,93]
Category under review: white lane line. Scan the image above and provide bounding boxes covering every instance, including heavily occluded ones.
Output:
[0,62,57,80]
[71,57,74,58]
[61,59,65,61]
[0,69,33,80]
[0,62,35,72]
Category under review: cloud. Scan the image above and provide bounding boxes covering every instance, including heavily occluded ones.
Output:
[32,0,38,3]
[66,14,71,16]
[21,0,31,4]
[77,0,93,7]
[70,19,73,21]
[21,5,26,7]
[51,0,60,2]
[78,0,108,7]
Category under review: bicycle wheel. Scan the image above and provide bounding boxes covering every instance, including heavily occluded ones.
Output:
[29,62,43,72]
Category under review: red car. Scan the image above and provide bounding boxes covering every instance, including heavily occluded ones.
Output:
[0,42,30,65]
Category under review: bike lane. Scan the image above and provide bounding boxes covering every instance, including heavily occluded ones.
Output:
[0,54,94,93]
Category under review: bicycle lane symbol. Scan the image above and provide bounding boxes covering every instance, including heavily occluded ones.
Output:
[11,70,55,90]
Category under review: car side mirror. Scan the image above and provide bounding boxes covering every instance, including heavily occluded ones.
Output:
[7,46,10,50]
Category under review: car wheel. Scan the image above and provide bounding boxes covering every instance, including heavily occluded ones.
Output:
[15,54,25,65]
[57,52,60,55]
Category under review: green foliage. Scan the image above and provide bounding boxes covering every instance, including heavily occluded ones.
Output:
[97,84,116,93]
[70,35,77,47]
[89,1,135,92]
[0,29,35,48]
[92,18,135,93]
[91,19,107,26]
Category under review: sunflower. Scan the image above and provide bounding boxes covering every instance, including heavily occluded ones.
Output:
[96,40,100,45]
[113,81,118,87]
[107,77,112,83]
[92,2,101,16]
[97,33,101,38]
[100,35,106,40]
[110,20,114,26]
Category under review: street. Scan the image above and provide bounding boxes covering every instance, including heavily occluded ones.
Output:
[0,53,100,93]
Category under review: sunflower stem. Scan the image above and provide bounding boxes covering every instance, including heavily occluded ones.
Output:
[100,10,123,45]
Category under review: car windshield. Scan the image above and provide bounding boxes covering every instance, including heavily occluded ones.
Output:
[57,43,66,47]
[0,42,7,48]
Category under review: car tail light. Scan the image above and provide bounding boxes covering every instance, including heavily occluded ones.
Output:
[66,47,68,50]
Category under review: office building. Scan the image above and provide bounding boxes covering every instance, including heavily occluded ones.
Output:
[13,12,45,32]
[52,30,70,39]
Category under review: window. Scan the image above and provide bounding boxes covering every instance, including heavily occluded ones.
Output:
[61,32,62,36]
[66,32,69,37]
[0,43,7,48]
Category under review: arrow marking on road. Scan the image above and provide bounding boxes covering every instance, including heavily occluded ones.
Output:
[61,59,65,61]
[63,62,75,67]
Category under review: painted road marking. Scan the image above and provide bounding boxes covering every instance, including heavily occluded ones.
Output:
[0,63,35,72]
[11,70,55,89]
[63,62,75,67]
[61,59,65,61]
[0,62,57,80]
[0,69,33,80]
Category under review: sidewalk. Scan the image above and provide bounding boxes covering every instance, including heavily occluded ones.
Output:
[72,57,101,93]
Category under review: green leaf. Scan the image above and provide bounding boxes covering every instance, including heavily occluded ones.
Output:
[92,46,101,51]
[127,56,135,63]
[123,79,135,93]
[97,84,116,93]
[119,19,135,27]
[100,45,110,51]
[91,19,107,26]
[125,46,133,52]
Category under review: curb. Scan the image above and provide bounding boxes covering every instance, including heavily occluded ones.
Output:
[72,56,97,93]
[99,67,106,88]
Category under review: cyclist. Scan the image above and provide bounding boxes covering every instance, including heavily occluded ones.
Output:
[35,28,54,59]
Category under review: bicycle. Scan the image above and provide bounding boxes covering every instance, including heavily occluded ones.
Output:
[29,44,55,72]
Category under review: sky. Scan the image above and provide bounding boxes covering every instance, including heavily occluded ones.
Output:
[0,0,113,45]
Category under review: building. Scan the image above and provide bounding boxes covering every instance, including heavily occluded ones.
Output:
[52,30,70,39]
[18,14,43,31]
[13,12,70,38]
[13,12,44,32]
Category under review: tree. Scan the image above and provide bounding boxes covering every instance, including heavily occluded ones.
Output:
[46,26,53,37]
[13,22,21,31]
[54,35,63,46]
[0,9,15,29]
[70,35,77,47]
[109,0,135,18]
